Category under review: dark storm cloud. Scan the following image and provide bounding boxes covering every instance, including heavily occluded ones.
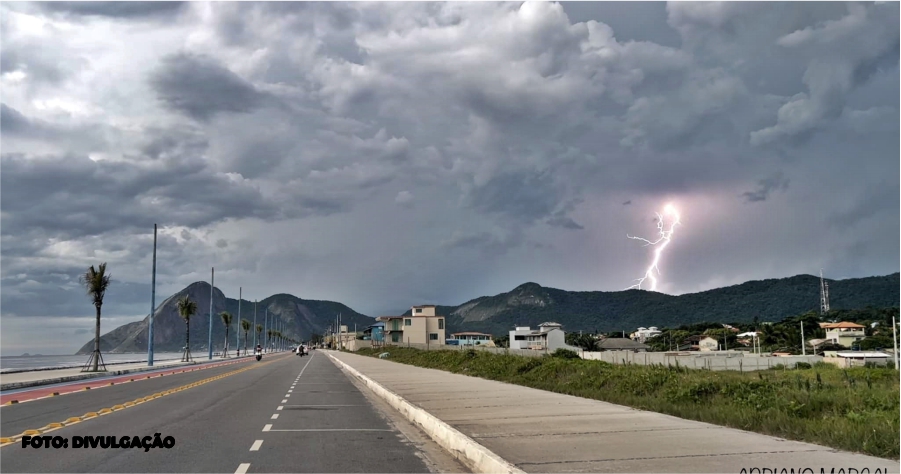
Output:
[465,169,567,224]
[0,103,32,135]
[1,269,150,318]
[1,2,898,351]
[35,2,186,19]
[150,53,268,121]
[0,151,349,241]
[741,172,790,203]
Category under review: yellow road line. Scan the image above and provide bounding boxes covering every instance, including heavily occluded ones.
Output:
[1,355,289,448]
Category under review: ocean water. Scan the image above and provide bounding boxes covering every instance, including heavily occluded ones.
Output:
[0,352,190,373]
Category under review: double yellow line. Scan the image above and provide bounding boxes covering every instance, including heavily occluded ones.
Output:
[0,355,285,447]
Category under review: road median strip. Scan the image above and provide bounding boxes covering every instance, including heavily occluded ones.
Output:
[1,354,289,448]
[1,358,254,406]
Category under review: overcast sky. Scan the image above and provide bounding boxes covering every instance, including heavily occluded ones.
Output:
[2,1,898,356]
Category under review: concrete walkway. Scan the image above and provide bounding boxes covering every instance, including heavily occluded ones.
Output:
[329,351,897,473]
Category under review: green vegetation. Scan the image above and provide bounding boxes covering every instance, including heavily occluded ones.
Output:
[404,273,899,336]
[355,347,899,459]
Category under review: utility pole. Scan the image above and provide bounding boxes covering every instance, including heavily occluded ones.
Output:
[208,267,214,360]
[148,224,157,367]
[237,287,242,356]
[893,316,898,370]
[253,300,258,347]
[264,308,268,353]
[800,321,806,356]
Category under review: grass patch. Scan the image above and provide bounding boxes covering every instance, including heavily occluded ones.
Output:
[356,347,899,459]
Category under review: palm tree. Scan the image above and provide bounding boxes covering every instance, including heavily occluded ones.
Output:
[220,311,233,358]
[79,263,111,372]
[177,296,198,362]
[256,324,263,349]
[241,319,251,356]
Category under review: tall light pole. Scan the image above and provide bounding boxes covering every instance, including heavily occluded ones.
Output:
[253,300,257,347]
[148,224,157,367]
[237,287,242,356]
[264,308,268,353]
[800,320,806,356]
[208,267,214,360]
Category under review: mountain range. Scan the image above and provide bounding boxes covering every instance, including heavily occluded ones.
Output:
[77,272,900,354]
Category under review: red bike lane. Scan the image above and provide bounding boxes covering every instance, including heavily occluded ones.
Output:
[1,357,256,405]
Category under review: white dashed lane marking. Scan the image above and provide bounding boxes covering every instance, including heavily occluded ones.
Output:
[271,414,279,420]
[277,406,283,411]
[249,440,263,451]
[235,463,250,474]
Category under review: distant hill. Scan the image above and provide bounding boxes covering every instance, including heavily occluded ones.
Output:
[80,272,899,353]
[404,273,900,335]
[75,282,372,355]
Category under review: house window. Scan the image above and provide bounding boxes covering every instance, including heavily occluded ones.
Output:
[415,308,423,314]
[430,333,438,340]
[391,333,400,343]
[438,319,444,330]
[514,336,525,340]
[405,319,412,326]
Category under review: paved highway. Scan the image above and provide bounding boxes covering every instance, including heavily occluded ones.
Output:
[1,352,466,473]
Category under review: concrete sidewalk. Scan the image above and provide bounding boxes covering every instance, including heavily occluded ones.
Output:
[0,355,255,391]
[328,351,897,473]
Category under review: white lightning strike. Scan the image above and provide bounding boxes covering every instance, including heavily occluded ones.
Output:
[626,203,681,292]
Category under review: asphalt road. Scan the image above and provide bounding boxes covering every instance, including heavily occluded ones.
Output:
[1,351,466,473]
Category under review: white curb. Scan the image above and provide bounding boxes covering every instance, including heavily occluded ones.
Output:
[326,352,526,474]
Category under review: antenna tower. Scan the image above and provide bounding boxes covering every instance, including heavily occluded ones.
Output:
[819,269,830,315]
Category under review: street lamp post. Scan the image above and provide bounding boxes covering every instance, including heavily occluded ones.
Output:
[148,224,157,367]
[208,267,214,360]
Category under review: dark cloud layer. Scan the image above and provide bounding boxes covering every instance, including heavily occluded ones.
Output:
[1,2,897,355]
[150,53,268,121]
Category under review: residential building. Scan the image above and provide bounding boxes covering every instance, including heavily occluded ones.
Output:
[596,338,649,352]
[509,322,581,352]
[377,306,446,345]
[447,332,495,346]
[682,335,719,351]
[630,327,662,343]
[821,322,866,348]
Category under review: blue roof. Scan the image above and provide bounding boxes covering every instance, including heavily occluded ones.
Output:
[369,322,385,328]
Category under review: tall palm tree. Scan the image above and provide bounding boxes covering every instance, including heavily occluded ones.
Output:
[256,324,263,348]
[177,295,198,362]
[241,319,251,356]
[220,311,233,358]
[79,263,111,372]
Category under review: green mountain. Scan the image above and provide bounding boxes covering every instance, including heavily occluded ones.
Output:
[404,273,900,335]
[79,272,899,353]
[75,282,372,354]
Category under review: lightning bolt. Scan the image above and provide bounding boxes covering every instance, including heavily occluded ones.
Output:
[626,203,681,292]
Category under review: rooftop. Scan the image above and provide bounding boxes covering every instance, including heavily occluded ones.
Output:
[821,322,866,329]
[451,332,493,336]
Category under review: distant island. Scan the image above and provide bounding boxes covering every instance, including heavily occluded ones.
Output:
[19,353,44,357]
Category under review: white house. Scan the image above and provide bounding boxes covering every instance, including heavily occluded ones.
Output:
[630,327,662,343]
[509,322,581,352]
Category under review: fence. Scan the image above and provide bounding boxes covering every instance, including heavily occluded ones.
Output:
[579,351,824,371]
[359,341,828,370]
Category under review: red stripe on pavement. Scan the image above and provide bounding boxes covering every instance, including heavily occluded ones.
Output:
[1,358,255,405]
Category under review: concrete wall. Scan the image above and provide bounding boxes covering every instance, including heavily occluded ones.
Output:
[355,343,826,371]
[580,351,823,371]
